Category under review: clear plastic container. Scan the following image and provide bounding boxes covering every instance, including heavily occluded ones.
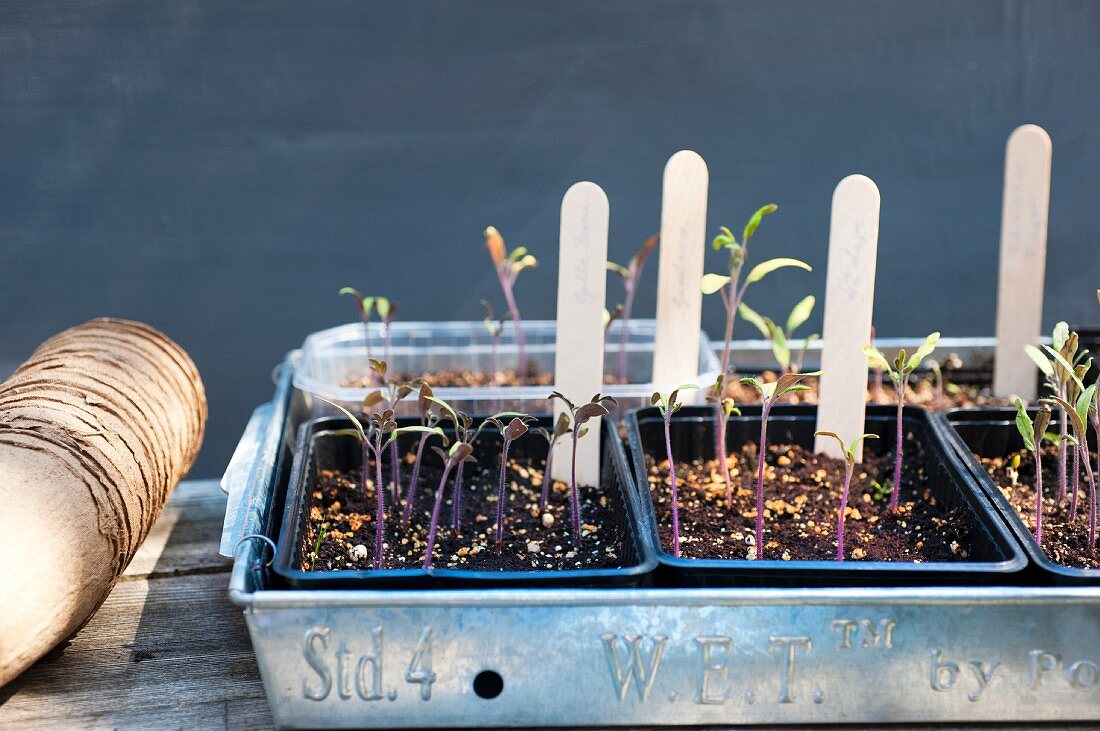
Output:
[294,318,720,417]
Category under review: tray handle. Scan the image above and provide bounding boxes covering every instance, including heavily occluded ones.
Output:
[219,402,275,558]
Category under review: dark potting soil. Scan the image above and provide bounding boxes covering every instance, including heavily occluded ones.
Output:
[344,366,624,389]
[725,371,1008,410]
[345,367,555,389]
[300,452,627,572]
[978,445,1100,569]
[644,438,973,562]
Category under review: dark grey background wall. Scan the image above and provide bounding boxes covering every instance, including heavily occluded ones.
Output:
[2,1,1099,477]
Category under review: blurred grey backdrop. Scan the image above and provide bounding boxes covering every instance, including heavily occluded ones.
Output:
[2,1,1099,477]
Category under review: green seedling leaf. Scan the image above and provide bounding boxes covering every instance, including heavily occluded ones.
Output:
[1053,321,1070,352]
[1046,394,1091,441]
[1024,344,1055,378]
[606,261,631,278]
[712,226,736,251]
[769,319,790,370]
[786,295,815,334]
[652,384,698,414]
[906,332,940,371]
[737,302,771,338]
[862,344,894,376]
[1014,399,1036,452]
[813,431,877,465]
[449,442,474,464]
[701,273,732,294]
[741,203,778,244]
[318,398,367,442]
[389,426,448,446]
[739,377,765,395]
[745,257,812,285]
[1042,344,1085,391]
[1078,383,1098,421]
[339,286,364,301]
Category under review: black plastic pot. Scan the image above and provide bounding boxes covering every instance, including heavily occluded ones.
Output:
[274,414,657,589]
[625,404,1027,587]
[937,407,1100,584]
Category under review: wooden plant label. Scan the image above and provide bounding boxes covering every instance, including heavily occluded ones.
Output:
[814,175,881,462]
[993,124,1052,400]
[652,150,709,393]
[553,182,609,486]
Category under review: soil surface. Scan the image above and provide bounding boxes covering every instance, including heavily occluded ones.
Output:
[346,366,555,389]
[346,368,628,389]
[644,438,973,562]
[300,450,628,572]
[725,370,1009,410]
[978,445,1099,569]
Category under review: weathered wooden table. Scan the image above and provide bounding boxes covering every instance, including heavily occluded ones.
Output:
[0,480,1090,730]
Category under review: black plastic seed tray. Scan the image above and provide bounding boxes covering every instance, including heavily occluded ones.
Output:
[273,414,657,589]
[626,404,1027,587]
[938,407,1100,584]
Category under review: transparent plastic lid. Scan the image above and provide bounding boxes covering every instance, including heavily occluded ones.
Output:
[294,319,719,416]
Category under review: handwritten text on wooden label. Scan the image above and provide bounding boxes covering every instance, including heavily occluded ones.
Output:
[553,181,609,486]
[652,150,708,388]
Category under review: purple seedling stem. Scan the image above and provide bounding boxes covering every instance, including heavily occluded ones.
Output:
[837,465,853,560]
[1015,399,1052,545]
[401,432,430,526]
[1047,387,1099,551]
[371,437,386,569]
[703,375,740,509]
[423,461,455,569]
[1079,442,1097,551]
[423,443,473,570]
[389,440,402,504]
[701,208,810,459]
[485,227,537,382]
[568,427,582,544]
[1058,386,1068,501]
[718,412,733,509]
[493,417,532,548]
[451,463,465,532]
[1071,445,1080,519]
[891,397,904,511]
[1034,449,1045,543]
[550,392,615,548]
[662,406,682,557]
[540,445,555,510]
[741,372,820,559]
[650,385,699,557]
[607,234,658,384]
[753,401,771,556]
[863,333,940,512]
[815,431,877,561]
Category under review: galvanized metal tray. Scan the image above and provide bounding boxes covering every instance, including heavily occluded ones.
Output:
[223,345,1100,729]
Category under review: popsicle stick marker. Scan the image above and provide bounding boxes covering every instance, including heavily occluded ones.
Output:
[553,182,609,486]
[993,124,1052,400]
[814,175,881,462]
[653,150,708,393]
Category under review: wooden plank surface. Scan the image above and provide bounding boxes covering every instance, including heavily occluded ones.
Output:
[0,479,1091,730]
[0,480,273,730]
